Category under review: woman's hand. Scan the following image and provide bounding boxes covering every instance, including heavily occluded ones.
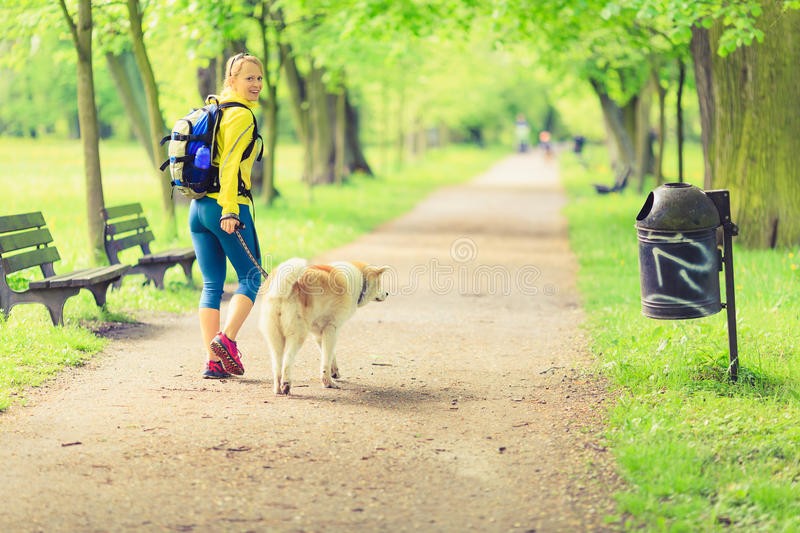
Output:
[220,214,241,234]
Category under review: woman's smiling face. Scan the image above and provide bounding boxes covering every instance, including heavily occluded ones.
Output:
[231,60,263,102]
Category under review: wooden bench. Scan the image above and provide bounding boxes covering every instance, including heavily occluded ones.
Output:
[101,203,195,289]
[0,212,129,326]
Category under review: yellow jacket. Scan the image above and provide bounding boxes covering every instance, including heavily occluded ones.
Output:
[207,88,260,216]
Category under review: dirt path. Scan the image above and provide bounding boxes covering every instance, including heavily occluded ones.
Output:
[0,152,621,532]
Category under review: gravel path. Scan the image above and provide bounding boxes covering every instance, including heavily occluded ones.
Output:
[0,152,622,532]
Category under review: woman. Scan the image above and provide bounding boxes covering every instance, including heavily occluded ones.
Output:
[190,53,264,379]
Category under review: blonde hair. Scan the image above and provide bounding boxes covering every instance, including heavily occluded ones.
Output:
[223,53,264,88]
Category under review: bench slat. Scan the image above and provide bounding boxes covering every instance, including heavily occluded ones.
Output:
[29,264,129,289]
[106,217,150,237]
[112,230,156,253]
[102,203,143,221]
[0,212,46,233]
[28,270,78,288]
[2,246,61,274]
[64,265,130,286]
[138,248,196,264]
[0,228,54,254]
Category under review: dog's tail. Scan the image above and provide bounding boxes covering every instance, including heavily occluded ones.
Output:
[267,257,308,298]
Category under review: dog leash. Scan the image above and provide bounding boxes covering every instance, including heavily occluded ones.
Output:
[234,225,269,280]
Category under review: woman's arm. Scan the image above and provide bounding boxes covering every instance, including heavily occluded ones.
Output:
[216,107,254,216]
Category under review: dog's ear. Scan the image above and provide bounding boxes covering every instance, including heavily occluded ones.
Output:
[374,265,390,276]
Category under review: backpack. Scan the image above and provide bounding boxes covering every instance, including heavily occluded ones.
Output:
[159,95,263,200]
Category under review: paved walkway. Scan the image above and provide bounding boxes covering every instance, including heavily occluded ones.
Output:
[0,152,620,532]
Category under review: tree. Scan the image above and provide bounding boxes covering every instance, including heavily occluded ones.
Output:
[58,0,106,264]
[126,0,175,237]
[255,0,282,204]
[105,50,153,163]
[271,5,374,185]
[691,1,800,247]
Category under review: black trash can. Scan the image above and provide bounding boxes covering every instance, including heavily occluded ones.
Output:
[636,183,722,319]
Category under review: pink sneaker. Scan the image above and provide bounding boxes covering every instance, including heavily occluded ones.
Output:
[210,332,244,375]
[202,360,231,379]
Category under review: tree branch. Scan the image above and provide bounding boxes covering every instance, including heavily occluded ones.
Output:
[57,0,79,47]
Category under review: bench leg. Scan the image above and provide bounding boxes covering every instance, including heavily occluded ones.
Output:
[179,259,195,284]
[45,299,70,326]
[140,265,173,290]
[26,288,81,326]
[84,281,116,308]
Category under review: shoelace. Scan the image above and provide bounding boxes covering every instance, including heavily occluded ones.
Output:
[223,335,244,360]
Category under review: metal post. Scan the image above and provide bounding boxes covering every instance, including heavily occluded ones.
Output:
[706,190,739,381]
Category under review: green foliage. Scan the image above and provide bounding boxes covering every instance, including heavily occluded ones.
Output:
[0,0,583,144]
[561,145,800,530]
[620,0,799,56]
[4,0,799,145]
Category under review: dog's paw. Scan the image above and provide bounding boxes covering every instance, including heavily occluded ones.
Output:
[321,374,339,389]
[330,366,340,379]
[280,381,292,395]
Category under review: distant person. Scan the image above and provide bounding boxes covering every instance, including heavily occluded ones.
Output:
[573,135,586,154]
[573,135,587,167]
[514,114,530,153]
[539,130,552,156]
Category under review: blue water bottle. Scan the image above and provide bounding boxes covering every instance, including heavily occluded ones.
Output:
[194,145,211,169]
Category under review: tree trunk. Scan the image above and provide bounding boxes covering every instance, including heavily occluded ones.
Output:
[653,69,667,185]
[196,58,218,101]
[381,82,390,174]
[126,0,175,238]
[259,91,279,204]
[691,27,715,189]
[58,0,105,265]
[344,93,373,176]
[279,44,307,147]
[106,50,153,165]
[590,78,636,177]
[307,63,334,184]
[691,3,800,248]
[257,1,280,205]
[396,82,406,169]
[335,86,346,185]
[275,33,311,185]
[633,81,653,192]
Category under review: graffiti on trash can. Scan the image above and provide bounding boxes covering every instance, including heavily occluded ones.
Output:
[650,233,716,292]
[638,230,721,318]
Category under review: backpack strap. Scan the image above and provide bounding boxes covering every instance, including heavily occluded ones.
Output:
[218,102,263,162]
[204,167,251,200]
[207,102,262,199]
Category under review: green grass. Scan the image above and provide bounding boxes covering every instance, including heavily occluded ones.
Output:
[561,146,800,531]
[0,137,504,410]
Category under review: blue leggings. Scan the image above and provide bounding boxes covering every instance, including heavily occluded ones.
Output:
[189,197,262,309]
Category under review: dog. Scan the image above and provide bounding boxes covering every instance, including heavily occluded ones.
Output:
[259,258,389,395]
